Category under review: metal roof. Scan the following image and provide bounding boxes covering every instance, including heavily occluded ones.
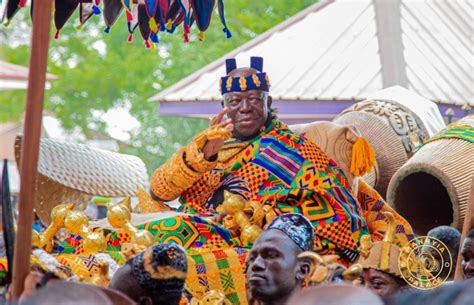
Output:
[150,0,473,111]
[0,61,57,90]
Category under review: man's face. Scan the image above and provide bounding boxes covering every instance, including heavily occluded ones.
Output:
[223,68,271,138]
[362,268,403,297]
[246,230,301,303]
[461,237,474,279]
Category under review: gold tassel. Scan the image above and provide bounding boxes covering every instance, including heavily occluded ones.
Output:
[350,137,375,176]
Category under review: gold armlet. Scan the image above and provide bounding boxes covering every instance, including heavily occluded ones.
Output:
[150,149,202,201]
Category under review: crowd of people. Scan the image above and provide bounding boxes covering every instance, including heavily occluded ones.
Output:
[9,215,474,305]
[2,56,473,304]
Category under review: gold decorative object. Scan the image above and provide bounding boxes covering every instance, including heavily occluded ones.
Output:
[342,263,364,282]
[193,125,231,151]
[217,191,263,245]
[64,210,107,253]
[298,251,362,285]
[357,212,402,277]
[36,203,74,252]
[31,230,40,248]
[134,187,171,213]
[245,200,277,228]
[121,242,145,260]
[190,290,232,305]
[87,260,110,287]
[107,197,154,247]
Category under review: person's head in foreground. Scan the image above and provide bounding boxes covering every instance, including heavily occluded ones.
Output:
[221,57,272,139]
[357,212,408,297]
[427,225,461,280]
[461,229,474,280]
[246,213,314,305]
[109,243,188,305]
[384,278,474,305]
[20,281,135,305]
[289,283,383,305]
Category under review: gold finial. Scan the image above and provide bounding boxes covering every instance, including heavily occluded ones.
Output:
[134,187,171,213]
[382,212,397,243]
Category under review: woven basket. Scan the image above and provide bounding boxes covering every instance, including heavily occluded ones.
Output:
[15,135,149,224]
[290,121,378,191]
[387,115,474,234]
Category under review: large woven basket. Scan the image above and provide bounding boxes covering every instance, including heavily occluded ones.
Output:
[290,121,378,192]
[15,135,149,224]
[387,115,474,234]
[333,87,443,198]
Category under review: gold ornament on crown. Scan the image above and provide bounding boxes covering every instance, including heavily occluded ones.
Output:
[238,77,247,91]
[225,77,233,92]
[252,74,261,87]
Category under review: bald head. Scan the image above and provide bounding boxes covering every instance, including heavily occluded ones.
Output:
[290,284,383,305]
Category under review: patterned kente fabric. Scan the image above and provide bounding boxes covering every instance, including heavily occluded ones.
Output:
[357,180,415,247]
[152,116,369,262]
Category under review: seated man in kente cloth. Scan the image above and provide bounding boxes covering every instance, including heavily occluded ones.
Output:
[150,56,368,264]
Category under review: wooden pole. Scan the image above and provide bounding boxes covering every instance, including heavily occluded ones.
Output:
[11,0,54,299]
[454,176,474,281]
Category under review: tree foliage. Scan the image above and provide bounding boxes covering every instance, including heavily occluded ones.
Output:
[0,0,316,173]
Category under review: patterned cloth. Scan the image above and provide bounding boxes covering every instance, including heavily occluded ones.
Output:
[186,247,249,305]
[357,179,415,246]
[426,120,474,144]
[155,116,369,261]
